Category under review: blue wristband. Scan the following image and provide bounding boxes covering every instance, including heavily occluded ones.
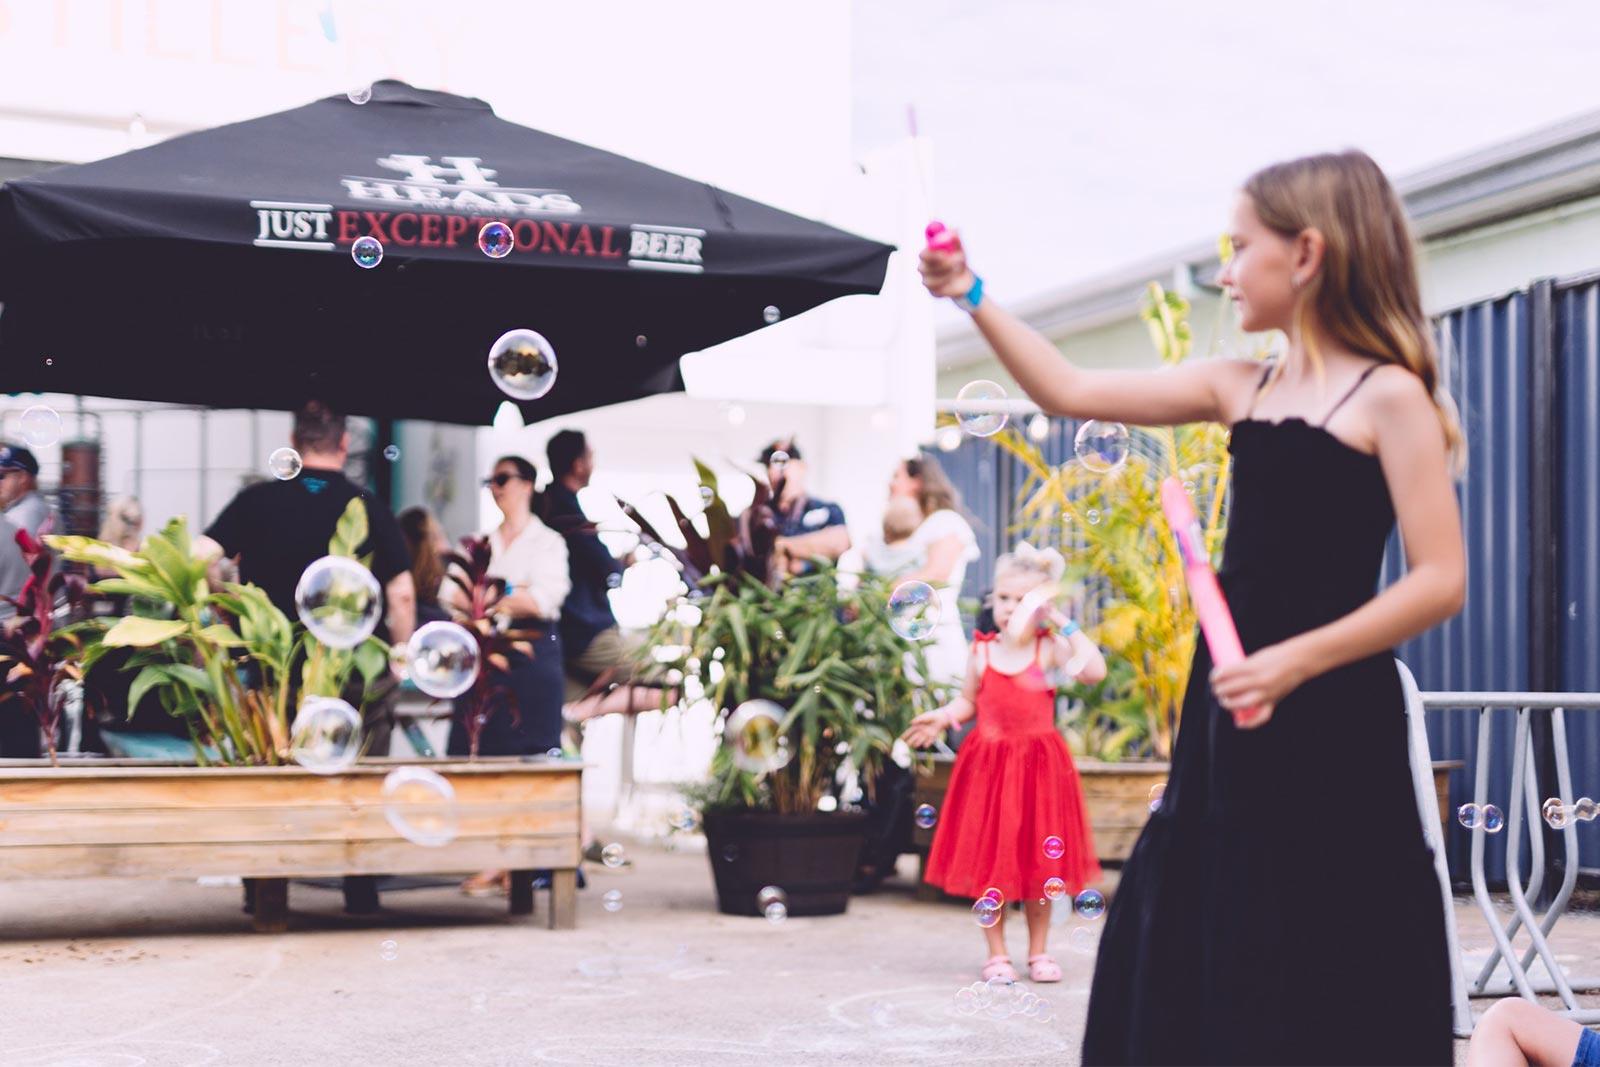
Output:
[953,274,984,314]
[1060,619,1080,637]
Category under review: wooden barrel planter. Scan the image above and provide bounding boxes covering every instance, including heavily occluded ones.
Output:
[0,756,583,932]
[911,755,1462,898]
[702,808,868,917]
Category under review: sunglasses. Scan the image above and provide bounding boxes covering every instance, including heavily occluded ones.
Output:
[482,472,528,488]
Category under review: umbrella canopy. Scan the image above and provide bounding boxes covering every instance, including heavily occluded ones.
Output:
[0,81,892,425]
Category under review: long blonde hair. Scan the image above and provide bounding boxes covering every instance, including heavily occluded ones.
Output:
[1244,150,1465,471]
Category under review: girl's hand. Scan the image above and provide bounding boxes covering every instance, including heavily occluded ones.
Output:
[918,236,975,300]
[1209,642,1310,729]
[902,709,951,749]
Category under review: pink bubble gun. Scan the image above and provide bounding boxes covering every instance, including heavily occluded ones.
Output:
[1160,477,1255,720]
[925,221,959,252]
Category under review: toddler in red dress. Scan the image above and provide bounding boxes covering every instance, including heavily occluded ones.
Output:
[903,544,1105,984]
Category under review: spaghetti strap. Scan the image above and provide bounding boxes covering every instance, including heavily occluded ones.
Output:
[1318,363,1383,427]
[1243,360,1278,419]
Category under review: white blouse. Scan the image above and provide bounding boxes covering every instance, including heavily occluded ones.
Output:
[487,517,571,618]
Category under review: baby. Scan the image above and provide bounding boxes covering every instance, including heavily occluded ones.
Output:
[862,496,924,577]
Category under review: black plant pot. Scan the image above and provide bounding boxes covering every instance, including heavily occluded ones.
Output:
[701,808,868,917]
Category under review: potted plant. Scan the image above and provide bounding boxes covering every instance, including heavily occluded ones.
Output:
[0,526,92,764]
[632,465,947,916]
[50,502,390,765]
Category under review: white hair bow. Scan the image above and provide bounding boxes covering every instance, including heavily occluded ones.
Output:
[1011,541,1066,580]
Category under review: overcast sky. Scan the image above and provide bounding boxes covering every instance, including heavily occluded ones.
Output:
[852,0,1600,302]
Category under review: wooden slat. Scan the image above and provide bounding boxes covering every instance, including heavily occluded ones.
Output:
[0,838,581,879]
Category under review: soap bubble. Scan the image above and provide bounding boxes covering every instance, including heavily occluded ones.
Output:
[972,899,1001,929]
[477,221,513,259]
[289,697,362,774]
[1069,927,1097,954]
[1042,835,1066,860]
[887,580,940,641]
[816,795,838,813]
[381,766,457,847]
[601,843,627,869]
[351,235,383,268]
[602,890,623,913]
[1086,509,1102,526]
[763,305,781,324]
[1075,889,1106,920]
[1482,804,1505,834]
[20,405,60,447]
[1149,783,1166,813]
[914,803,938,830]
[1545,798,1571,829]
[382,444,401,461]
[1075,420,1130,474]
[378,938,398,960]
[768,450,790,470]
[487,329,558,401]
[955,380,1008,437]
[1043,877,1067,901]
[606,573,622,590]
[1457,803,1484,830]
[1577,797,1598,821]
[726,700,792,774]
[348,84,372,105]
[758,885,788,923]
[669,806,697,831]
[268,447,303,480]
[635,335,648,348]
[295,556,382,649]
[981,887,1004,906]
[405,621,480,698]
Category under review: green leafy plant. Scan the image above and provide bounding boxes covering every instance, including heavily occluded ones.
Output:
[51,501,389,765]
[638,467,947,816]
[993,280,1261,760]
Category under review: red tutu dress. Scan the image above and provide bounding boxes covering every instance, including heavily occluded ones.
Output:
[922,632,1101,901]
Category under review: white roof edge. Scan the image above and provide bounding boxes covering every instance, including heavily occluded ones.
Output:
[940,108,1600,365]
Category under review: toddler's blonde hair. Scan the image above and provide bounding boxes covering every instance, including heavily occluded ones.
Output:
[993,542,1065,586]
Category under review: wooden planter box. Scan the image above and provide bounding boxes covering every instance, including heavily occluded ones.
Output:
[911,755,1461,898]
[0,757,582,932]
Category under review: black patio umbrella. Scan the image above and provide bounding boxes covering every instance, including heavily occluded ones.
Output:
[0,81,893,425]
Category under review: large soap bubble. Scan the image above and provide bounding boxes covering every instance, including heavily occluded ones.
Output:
[294,556,382,650]
[405,621,480,698]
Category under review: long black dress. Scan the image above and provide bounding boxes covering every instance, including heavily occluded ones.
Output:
[1082,377,1453,1065]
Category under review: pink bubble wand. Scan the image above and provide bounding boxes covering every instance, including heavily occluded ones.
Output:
[1160,477,1256,721]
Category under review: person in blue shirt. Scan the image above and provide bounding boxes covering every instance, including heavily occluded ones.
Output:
[757,438,851,576]
[540,430,668,726]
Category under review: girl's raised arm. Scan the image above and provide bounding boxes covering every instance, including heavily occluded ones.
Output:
[921,242,1262,428]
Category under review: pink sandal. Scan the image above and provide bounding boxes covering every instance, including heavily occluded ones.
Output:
[981,955,1017,982]
[1028,953,1063,983]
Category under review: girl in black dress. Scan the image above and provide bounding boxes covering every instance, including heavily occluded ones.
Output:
[920,150,1466,1065]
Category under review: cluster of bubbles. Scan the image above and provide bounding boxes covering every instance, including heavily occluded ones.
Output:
[758,885,788,924]
[972,886,1005,928]
[1542,796,1599,830]
[914,803,938,830]
[726,700,792,774]
[953,976,1054,1023]
[20,405,61,448]
[887,580,940,641]
[268,446,303,480]
[955,380,1008,438]
[380,766,457,847]
[1074,420,1131,474]
[1458,803,1506,834]
[487,328,559,401]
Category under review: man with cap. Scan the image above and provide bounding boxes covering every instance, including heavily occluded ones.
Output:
[756,438,851,575]
[0,445,56,538]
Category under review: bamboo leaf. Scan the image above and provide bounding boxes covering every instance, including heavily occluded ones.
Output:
[102,616,188,648]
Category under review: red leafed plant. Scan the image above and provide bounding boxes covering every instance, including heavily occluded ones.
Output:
[614,458,784,591]
[0,526,90,765]
[440,534,548,759]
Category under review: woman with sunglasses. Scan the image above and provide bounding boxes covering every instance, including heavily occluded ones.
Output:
[452,456,571,895]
